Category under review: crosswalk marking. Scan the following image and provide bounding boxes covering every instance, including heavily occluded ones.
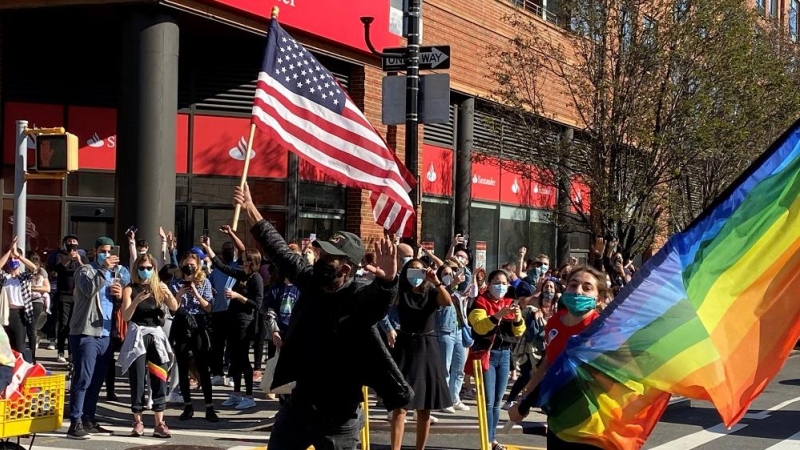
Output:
[765,432,800,449]
[649,423,748,449]
[744,395,800,420]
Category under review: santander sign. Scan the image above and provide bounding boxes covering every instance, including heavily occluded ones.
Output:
[199,0,399,54]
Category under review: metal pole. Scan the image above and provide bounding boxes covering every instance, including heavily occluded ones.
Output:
[14,120,28,252]
[406,0,421,242]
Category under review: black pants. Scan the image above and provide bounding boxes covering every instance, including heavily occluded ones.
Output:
[25,303,43,362]
[547,429,602,449]
[4,309,28,360]
[129,333,169,413]
[209,311,229,377]
[57,298,74,354]
[509,357,541,403]
[268,397,363,450]
[252,312,268,371]
[174,316,213,406]
[227,319,254,396]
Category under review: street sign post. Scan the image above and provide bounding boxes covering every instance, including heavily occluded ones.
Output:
[382,45,451,71]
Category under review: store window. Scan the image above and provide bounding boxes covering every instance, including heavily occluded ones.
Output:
[2,198,62,256]
[3,167,63,196]
[421,197,453,258]
[470,202,499,271]
[499,206,528,266]
[67,172,115,198]
[299,182,345,211]
[529,209,556,262]
[192,177,285,206]
[298,212,344,242]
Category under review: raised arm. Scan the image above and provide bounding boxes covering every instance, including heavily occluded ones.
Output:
[0,237,18,269]
[127,228,137,269]
[221,225,246,254]
[350,236,399,326]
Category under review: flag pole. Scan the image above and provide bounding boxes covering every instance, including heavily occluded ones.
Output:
[232,6,279,232]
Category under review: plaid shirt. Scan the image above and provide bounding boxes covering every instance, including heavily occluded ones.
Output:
[1,270,35,324]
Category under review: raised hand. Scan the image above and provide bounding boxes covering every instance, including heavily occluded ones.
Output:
[233,183,254,210]
[372,234,398,282]
[8,236,18,254]
[220,225,233,235]
[159,227,166,240]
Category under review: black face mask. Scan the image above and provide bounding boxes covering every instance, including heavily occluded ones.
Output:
[66,243,78,252]
[181,265,196,276]
[313,260,339,286]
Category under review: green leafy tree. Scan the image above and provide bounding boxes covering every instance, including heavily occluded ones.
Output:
[483,0,800,258]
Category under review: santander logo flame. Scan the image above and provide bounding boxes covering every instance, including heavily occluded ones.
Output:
[426,163,437,182]
[87,132,104,148]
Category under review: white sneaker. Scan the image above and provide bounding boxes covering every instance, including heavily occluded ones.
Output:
[440,406,456,414]
[56,354,67,363]
[453,401,470,411]
[47,341,56,350]
[409,412,439,423]
[167,391,183,405]
[210,375,225,386]
[502,401,515,410]
[430,414,439,424]
[235,397,257,410]
[221,394,243,407]
[225,378,234,387]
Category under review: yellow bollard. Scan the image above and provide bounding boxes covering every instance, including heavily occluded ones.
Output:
[361,385,371,450]
[474,360,490,450]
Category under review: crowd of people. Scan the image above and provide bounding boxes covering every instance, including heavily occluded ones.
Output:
[0,182,635,449]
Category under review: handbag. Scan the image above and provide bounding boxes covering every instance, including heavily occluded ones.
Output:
[464,333,496,376]
[452,295,474,348]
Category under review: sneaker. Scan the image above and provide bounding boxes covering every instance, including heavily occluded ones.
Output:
[440,406,456,414]
[66,421,89,440]
[153,421,172,439]
[502,401,515,411]
[56,354,67,363]
[221,394,243,407]
[409,412,438,423]
[130,421,144,437]
[167,391,183,405]
[235,397,257,410]
[145,397,154,410]
[47,341,56,351]
[430,414,439,424]
[462,388,477,400]
[205,406,219,423]
[453,401,471,411]
[83,421,113,436]
[210,375,225,386]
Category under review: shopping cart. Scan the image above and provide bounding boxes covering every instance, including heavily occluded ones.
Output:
[0,374,66,450]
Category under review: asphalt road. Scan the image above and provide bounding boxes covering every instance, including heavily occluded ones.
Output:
[6,351,800,450]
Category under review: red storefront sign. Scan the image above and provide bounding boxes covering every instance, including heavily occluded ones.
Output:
[67,106,117,170]
[421,144,453,196]
[570,176,591,213]
[3,102,64,166]
[175,114,190,173]
[500,165,557,209]
[192,115,288,178]
[471,158,500,202]
[201,0,398,54]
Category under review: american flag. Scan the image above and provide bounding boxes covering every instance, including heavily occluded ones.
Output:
[251,19,416,237]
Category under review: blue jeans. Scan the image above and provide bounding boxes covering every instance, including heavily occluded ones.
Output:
[437,329,466,404]
[68,335,112,423]
[483,348,511,443]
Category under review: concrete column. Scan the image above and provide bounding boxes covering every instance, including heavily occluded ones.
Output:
[117,8,179,262]
[556,127,574,264]
[455,97,474,236]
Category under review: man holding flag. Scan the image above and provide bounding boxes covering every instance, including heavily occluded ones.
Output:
[230,10,415,449]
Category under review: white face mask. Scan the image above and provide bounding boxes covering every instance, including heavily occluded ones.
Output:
[441,275,453,286]
[456,256,467,266]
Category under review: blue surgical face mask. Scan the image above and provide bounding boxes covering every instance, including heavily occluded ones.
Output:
[542,291,555,300]
[96,252,109,264]
[561,292,596,316]
[407,275,425,287]
[138,268,153,281]
[490,283,508,299]
[401,256,413,268]
[6,260,20,271]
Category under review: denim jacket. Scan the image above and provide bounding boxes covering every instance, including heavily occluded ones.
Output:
[378,302,401,333]
[434,291,465,334]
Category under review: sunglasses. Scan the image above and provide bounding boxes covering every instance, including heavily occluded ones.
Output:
[138,266,154,271]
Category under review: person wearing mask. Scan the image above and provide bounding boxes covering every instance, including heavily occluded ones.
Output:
[389,259,452,450]
[207,237,239,386]
[169,252,217,422]
[234,183,410,450]
[468,270,526,450]
[509,267,607,449]
[0,238,39,360]
[26,251,51,362]
[126,227,169,268]
[51,234,89,363]
[524,254,550,288]
[119,253,178,438]
[435,261,470,414]
[203,237,264,410]
[67,237,130,439]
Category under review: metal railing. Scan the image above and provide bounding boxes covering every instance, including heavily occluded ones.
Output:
[510,0,563,27]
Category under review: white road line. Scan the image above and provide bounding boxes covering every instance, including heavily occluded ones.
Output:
[103,425,270,441]
[765,431,800,449]
[35,433,162,445]
[745,395,800,420]
[649,423,748,449]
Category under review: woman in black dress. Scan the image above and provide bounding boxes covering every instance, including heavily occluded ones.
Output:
[390,259,453,450]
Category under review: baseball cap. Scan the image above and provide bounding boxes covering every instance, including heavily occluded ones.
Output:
[95,237,114,249]
[190,246,208,260]
[312,232,365,265]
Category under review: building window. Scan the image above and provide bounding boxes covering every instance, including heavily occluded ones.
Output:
[499,206,529,267]
[470,202,499,271]
[674,0,690,22]
[620,9,632,52]
[421,198,453,258]
[66,172,115,198]
[767,0,778,17]
[298,212,343,242]
[791,0,799,42]
[528,210,556,263]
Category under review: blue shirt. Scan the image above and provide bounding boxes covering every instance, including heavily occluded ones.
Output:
[170,278,213,316]
[209,261,239,313]
[92,262,130,337]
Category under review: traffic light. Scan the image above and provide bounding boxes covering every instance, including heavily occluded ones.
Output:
[35,133,78,173]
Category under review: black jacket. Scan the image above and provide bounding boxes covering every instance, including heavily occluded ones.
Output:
[250,220,413,414]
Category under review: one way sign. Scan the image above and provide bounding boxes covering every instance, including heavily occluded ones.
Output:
[382,45,451,71]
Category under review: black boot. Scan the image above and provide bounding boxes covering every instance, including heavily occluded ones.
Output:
[205,406,219,423]
[179,404,194,420]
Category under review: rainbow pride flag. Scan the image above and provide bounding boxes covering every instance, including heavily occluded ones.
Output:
[538,121,800,450]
